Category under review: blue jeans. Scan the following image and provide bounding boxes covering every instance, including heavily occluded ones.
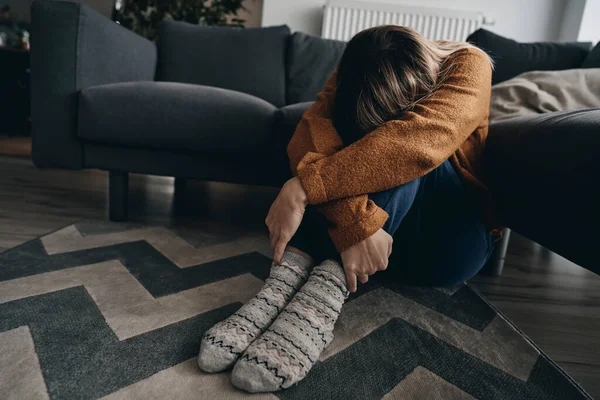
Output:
[288,160,494,286]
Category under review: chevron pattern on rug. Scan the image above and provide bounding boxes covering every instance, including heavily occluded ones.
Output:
[0,221,591,399]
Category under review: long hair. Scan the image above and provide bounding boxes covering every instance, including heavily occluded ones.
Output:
[333,25,492,144]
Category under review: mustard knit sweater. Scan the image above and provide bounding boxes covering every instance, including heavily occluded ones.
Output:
[287,48,501,252]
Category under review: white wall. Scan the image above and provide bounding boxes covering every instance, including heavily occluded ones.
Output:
[262,0,568,42]
[559,0,587,41]
[237,0,264,27]
[577,0,600,43]
[556,0,599,44]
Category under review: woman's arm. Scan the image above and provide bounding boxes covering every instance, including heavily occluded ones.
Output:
[287,70,342,170]
[295,48,492,205]
[287,72,389,252]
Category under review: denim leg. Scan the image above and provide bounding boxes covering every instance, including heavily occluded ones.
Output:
[368,177,421,235]
[377,160,494,286]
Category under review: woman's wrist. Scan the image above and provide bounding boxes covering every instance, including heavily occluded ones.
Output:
[286,177,309,208]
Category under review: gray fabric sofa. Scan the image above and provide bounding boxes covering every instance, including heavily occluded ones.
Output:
[31,1,323,189]
[31,0,599,274]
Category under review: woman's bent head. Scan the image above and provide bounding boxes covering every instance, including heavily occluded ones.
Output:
[333,25,483,143]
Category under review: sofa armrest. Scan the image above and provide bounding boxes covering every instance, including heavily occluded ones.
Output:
[484,109,600,270]
[30,0,157,169]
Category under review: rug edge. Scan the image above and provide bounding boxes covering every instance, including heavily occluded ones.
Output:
[467,283,593,400]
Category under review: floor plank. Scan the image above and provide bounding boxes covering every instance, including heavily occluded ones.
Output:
[0,155,598,397]
[471,234,600,397]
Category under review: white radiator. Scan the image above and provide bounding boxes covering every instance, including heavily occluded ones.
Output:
[322,0,486,42]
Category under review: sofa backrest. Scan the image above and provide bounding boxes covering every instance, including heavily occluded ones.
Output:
[285,32,346,105]
[156,21,290,108]
[467,29,592,85]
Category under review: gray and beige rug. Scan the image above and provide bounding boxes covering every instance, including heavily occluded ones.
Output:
[0,220,591,399]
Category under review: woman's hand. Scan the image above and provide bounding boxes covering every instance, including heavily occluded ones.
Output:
[341,229,393,293]
[266,177,309,263]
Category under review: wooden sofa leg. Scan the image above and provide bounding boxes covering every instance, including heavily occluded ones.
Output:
[481,228,511,276]
[109,171,129,221]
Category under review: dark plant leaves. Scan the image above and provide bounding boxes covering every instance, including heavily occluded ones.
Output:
[112,0,246,41]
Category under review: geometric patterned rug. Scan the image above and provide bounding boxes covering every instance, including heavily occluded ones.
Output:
[0,220,591,399]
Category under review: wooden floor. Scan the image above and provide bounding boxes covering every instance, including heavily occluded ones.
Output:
[1,155,598,398]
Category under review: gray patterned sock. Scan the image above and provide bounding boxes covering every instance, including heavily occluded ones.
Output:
[230,260,349,392]
[198,251,313,373]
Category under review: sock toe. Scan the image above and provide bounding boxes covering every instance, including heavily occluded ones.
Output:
[231,358,283,393]
[197,339,238,373]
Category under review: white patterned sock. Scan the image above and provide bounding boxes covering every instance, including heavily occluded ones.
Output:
[197,251,313,372]
[231,260,348,392]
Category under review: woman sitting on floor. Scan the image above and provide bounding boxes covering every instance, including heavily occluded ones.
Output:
[198,25,497,392]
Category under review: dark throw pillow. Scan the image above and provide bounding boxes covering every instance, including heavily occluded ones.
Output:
[286,32,346,105]
[157,21,290,107]
[466,29,592,85]
[581,42,600,68]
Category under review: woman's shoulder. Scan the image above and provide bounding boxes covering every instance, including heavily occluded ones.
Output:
[447,46,492,68]
[437,45,493,88]
[439,46,493,82]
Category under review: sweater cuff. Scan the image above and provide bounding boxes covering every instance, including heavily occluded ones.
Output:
[329,206,389,252]
[297,163,329,205]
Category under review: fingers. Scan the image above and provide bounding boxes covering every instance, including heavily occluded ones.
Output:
[358,274,369,284]
[378,257,389,271]
[273,238,288,264]
[345,270,357,293]
[269,233,278,252]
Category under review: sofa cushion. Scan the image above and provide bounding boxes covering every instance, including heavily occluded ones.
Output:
[286,32,346,104]
[582,42,600,68]
[466,29,592,84]
[156,21,290,108]
[273,101,313,174]
[78,81,278,154]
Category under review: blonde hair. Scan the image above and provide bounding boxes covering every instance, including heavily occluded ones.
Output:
[333,25,492,143]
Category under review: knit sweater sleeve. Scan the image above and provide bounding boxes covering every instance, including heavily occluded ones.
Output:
[287,72,389,252]
[296,48,493,205]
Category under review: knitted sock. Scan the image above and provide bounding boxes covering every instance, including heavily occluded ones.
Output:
[197,251,313,373]
[231,260,349,392]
